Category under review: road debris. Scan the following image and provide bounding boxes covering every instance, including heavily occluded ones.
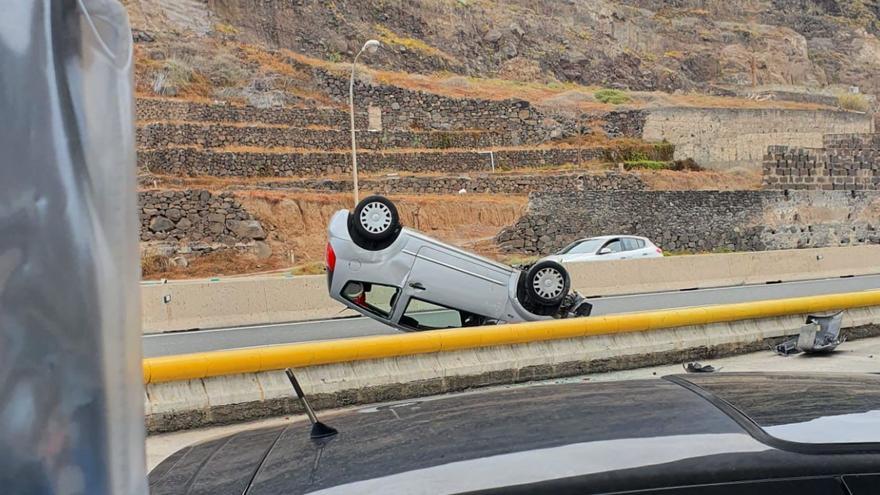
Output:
[775,312,844,356]
[683,362,719,373]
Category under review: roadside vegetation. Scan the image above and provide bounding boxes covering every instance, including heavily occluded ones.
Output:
[594,89,630,105]
[838,93,870,112]
[624,157,703,171]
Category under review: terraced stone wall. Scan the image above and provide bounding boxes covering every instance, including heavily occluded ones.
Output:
[643,107,874,171]
[136,123,526,150]
[140,146,623,177]
[314,68,562,140]
[136,98,364,128]
[763,133,880,190]
[138,190,266,254]
[244,171,646,195]
[497,190,880,254]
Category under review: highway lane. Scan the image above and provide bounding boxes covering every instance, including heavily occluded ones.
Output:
[143,273,880,357]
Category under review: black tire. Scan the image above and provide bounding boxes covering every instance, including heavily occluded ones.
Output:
[348,195,402,250]
[525,260,570,307]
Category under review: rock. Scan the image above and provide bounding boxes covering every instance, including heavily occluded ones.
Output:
[207,213,226,223]
[170,256,188,268]
[149,216,174,232]
[509,22,525,37]
[253,241,272,260]
[227,219,266,240]
[484,29,503,43]
[167,208,182,221]
[155,244,175,257]
[131,29,155,43]
[176,218,192,231]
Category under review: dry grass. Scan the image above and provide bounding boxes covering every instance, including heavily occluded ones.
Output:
[236,190,525,266]
[662,92,831,110]
[838,93,870,112]
[142,249,286,280]
[374,25,460,64]
[279,48,835,111]
[638,168,762,190]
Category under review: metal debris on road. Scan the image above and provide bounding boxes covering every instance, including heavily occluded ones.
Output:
[775,312,845,356]
[683,362,719,373]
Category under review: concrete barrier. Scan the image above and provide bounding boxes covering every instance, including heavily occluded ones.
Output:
[144,294,880,432]
[567,245,880,296]
[143,289,880,384]
[141,276,356,333]
[142,245,880,333]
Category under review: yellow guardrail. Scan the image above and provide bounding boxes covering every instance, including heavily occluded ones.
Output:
[142,290,880,384]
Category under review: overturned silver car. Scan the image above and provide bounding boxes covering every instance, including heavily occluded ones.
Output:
[326,195,592,332]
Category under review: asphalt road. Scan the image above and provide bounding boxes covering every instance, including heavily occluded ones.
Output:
[143,273,880,357]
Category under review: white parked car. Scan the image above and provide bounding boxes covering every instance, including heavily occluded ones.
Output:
[545,235,663,264]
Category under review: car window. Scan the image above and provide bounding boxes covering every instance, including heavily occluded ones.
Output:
[602,239,623,253]
[636,238,646,249]
[341,281,399,317]
[559,238,604,255]
[621,238,638,251]
[401,298,488,330]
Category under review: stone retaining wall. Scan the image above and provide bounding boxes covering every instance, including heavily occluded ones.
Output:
[136,98,364,128]
[137,123,526,150]
[245,171,646,195]
[763,133,880,190]
[138,190,267,257]
[496,190,880,254]
[643,107,874,170]
[602,110,648,138]
[314,68,563,140]
[140,146,633,177]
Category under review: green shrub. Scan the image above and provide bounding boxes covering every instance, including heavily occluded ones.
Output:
[623,158,704,171]
[652,141,675,161]
[623,160,671,170]
[670,158,703,171]
[594,88,630,105]
[838,93,870,112]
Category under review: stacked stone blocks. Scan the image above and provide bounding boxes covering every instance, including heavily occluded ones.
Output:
[763,133,880,190]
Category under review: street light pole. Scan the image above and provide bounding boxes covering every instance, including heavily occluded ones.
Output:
[349,39,380,206]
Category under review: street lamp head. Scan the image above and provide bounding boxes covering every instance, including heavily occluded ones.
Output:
[363,39,380,54]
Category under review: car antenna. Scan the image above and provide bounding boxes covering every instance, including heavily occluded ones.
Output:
[285,368,338,440]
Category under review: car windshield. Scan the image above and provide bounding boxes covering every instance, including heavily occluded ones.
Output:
[558,238,605,255]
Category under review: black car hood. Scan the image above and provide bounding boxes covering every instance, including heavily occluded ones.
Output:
[149,374,880,495]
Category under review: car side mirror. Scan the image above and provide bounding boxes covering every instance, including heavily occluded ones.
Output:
[598,247,612,255]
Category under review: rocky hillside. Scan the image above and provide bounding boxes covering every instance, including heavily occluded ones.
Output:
[126,0,880,95]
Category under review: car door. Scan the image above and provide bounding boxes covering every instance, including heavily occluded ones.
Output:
[629,237,650,258]
[401,246,510,321]
[599,238,626,260]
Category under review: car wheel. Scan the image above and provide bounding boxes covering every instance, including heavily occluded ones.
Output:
[526,260,570,307]
[348,195,402,250]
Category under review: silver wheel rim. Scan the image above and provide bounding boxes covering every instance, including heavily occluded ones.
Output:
[533,267,564,299]
[360,201,392,234]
